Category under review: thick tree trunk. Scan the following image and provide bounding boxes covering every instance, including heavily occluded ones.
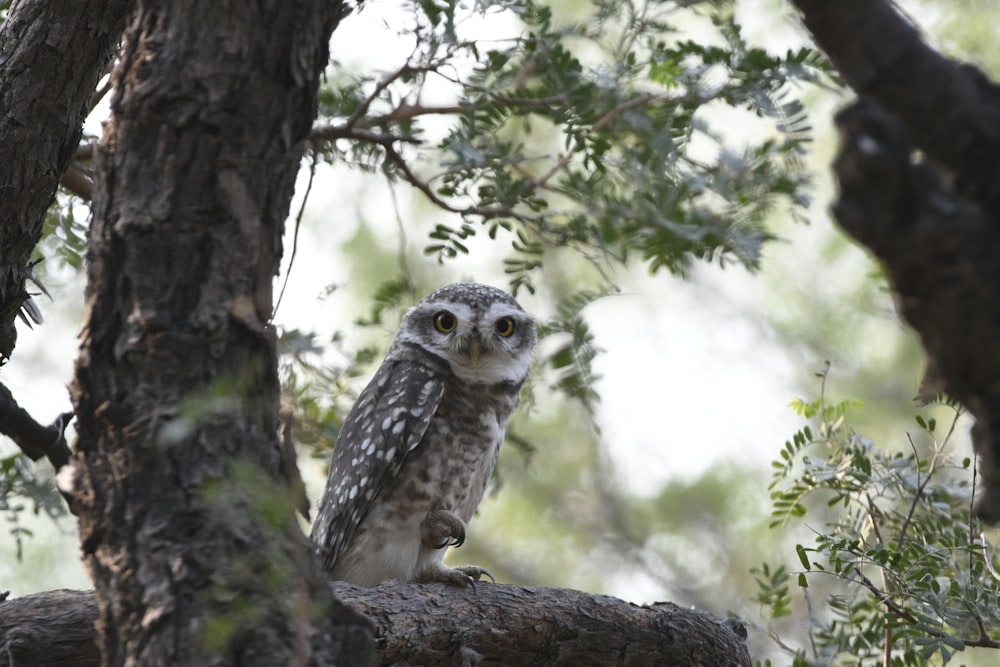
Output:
[0,585,752,667]
[65,1,370,665]
[0,0,130,362]
[791,0,1000,520]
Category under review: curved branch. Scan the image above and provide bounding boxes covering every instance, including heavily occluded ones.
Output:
[0,584,751,667]
[792,0,1000,216]
[0,380,73,471]
[60,165,95,201]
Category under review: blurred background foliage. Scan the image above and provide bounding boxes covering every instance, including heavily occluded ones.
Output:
[3,0,1000,664]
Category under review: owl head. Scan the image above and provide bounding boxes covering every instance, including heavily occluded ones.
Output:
[397,283,536,386]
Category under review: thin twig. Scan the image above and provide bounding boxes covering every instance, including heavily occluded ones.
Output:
[375,102,471,124]
[896,431,941,552]
[863,492,893,667]
[864,493,886,546]
[979,532,1000,583]
[386,179,416,301]
[883,626,891,667]
[970,448,978,575]
[345,62,440,131]
[854,572,921,626]
[309,125,421,146]
[801,584,819,659]
[855,569,998,648]
[381,143,511,220]
[273,152,317,320]
[973,612,993,646]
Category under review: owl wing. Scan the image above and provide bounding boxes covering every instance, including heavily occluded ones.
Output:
[310,354,445,574]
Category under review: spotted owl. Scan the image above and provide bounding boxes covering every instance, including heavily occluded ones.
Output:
[310,283,536,586]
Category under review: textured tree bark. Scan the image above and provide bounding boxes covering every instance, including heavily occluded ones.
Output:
[0,585,752,667]
[0,0,131,362]
[66,1,372,665]
[792,0,1000,520]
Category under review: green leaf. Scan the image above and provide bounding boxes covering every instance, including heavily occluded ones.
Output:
[795,544,811,570]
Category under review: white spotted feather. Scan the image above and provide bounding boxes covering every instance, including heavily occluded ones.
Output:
[310,354,444,577]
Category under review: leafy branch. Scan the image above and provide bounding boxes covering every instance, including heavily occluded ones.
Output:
[311,0,833,287]
[758,370,1000,665]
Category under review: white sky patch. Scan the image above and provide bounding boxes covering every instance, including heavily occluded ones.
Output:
[588,267,803,495]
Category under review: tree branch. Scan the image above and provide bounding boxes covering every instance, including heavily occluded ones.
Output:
[309,125,420,146]
[0,381,73,471]
[0,0,131,361]
[0,584,751,666]
[792,0,1000,216]
[853,572,1000,649]
[792,0,1000,522]
[831,97,1000,520]
[60,165,95,201]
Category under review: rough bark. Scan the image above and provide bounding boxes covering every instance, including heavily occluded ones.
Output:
[0,0,131,362]
[65,1,368,665]
[0,585,752,667]
[791,0,1000,520]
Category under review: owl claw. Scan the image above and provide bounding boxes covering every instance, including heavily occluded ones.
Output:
[431,534,464,550]
[456,565,495,584]
[421,509,466,550]
[416,564,495,588]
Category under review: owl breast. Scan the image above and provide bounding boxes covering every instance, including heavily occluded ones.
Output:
[329,377,519,586]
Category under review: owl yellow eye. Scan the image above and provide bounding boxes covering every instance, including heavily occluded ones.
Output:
[495,316,516,337]
[434,311,457,333]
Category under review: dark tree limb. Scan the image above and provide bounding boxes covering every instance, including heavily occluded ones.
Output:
[60,165,95,201]
[830,99,1000,519]
[0,380,73,470]
[0,584,751,667]
[335,581,751,666]
[0,590,99,667]
[792,0,1000,216]
[0,0,132,362]
[791,0,1000,520]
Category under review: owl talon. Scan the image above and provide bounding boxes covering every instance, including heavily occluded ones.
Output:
[455,565,495,584]
[421,509,466,550]
[416,564,495,587]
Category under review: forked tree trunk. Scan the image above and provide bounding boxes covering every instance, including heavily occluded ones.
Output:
[66,1,371,664]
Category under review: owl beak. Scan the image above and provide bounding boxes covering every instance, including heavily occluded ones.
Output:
[469,339,482,365]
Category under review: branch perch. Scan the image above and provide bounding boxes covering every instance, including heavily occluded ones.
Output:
[0,584,751,666]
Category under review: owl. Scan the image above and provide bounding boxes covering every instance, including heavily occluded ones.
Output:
[310,283,536,586]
